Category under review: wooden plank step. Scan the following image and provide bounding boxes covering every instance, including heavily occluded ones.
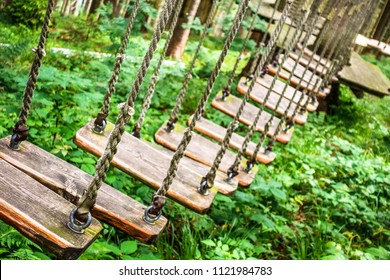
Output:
[295,44,332,67]
[211,92,293,144]
[282,57,324,85]
[155,123,256,187]
[74,121,218,214]
[0,159,102,260]
[267,64,329,96]
[289,52,327,75]
[0,137,167,244]
[255,74,318,111]
[188,115,276,163]
[337,51,390,97]
[142,139,238,196]
[236,77,307,124]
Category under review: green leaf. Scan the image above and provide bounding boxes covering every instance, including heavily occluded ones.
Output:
[270,188,287,200]
[120,241,137,255]
[201,239,216,247]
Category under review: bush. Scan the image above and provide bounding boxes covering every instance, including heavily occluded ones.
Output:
[5,0,48,28]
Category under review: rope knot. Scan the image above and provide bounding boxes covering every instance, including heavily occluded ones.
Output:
[143,194,165,224]
[8,122,29,150]
[118,102,135,116]
[32,46,46,57]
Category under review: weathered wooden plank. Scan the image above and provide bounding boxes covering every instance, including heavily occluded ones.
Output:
[154,123,256,187]
[255,74,318,111]
[0,136,167,244]
[236,78,307,124]
[211,92,293,144]
[288,52,327,76]
[142,139,238,195]
[74,121,217,214]
[295,44,332,67]
[0,159,102,260]
[268,23,317,49]
[337,52,390,97]
[267,64,329,96]
[282,57,324,84]
[188,115,276,163]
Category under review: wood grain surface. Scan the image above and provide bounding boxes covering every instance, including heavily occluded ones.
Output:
[0,159,102,259]
[74,121,217,214]
[0,136,167,244]
[211,92,292,144]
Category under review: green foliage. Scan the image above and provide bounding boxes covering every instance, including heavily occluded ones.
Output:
[4,0,48,28]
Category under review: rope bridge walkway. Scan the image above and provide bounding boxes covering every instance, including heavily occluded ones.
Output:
[1,0,388,259]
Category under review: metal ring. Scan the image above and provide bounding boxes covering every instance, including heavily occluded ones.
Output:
[92,119,106,135]
[143,206,162,225]
[67,208,92,234]
[197,179,210,196]
[8,134,21,151]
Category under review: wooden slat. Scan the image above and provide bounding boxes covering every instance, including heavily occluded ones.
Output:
[337,52,390,97]
[267,64,330,96]
[268,64,316,90]
[142,139,238,195]
[211,92,293,144]
[289,52,327,75]
[282,57,324,84]
[188,115,276,163]
[0,159,102,260]
[255,74,318,111]
[0,137,167,244]
[295,44,332,67]
[236,78,307,124]
[155,124,257,187]
[74,121,218,214]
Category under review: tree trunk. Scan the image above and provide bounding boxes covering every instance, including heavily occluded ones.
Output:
[83,0,93,15]
[61,0,71,16]
[146,0,165,28]
[89,0,103,15]
[166,0,202,59]
[372,0,390,41]
[111,0,121,17]
[119,0,131,17]
[196,0,212,24]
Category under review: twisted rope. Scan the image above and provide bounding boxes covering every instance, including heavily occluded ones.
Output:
[93,0,141,134]
[154,0,251,198]
[165,0,218,131]
[132,0,185,138]
[319,0,374,86]
[228,7,307,175]
[249,0,283,75]
[72,0,177,223]
[223,0,264,96]
[9,0,55,150]
[201,1,293,189]
[248,9,320,167]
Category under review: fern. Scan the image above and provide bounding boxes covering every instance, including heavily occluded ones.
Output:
[0,39,31,66]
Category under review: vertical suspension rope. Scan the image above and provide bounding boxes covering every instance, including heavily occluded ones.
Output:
[233,7,320,175]
[146,0,251,219]
[249,7,323,165]
[131,0,186,138]
[68,0,177,231]
[92,0,141,134]
[9,0,55,150]
[228,7,308,177]
[165,0,219,131]
[200,1,293,191]
[248,0,284,76]
[221,0,265,100]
